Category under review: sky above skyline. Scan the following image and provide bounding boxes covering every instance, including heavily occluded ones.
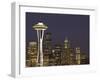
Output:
[26,12,89,55]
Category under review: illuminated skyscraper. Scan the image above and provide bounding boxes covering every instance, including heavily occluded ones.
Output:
[26,41,37,67]
[75,47,81,64]
[64,37,70,49]
[61,38,71,65]
[69,48,75,65]
[33,22,48,66]
[54,44,62,65]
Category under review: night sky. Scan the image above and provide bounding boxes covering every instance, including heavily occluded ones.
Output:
[26,12,89,55]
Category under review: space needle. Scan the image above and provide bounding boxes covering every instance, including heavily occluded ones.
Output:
[33,22,48,66]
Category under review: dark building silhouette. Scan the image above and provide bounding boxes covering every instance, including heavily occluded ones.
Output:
[43,32,53,66]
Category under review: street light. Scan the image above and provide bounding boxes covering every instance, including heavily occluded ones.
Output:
[33,22,48,66]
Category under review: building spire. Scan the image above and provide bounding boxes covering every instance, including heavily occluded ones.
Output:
[64,37,68,43]
[64,37,69,48]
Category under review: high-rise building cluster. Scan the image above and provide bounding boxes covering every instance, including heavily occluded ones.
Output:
[26,32,89,67]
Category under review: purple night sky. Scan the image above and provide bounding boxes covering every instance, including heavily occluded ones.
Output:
[26,12,89,55]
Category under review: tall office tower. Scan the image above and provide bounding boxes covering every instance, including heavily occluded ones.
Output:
[53,44,62,65]
[61,38,71,65]
[43,32,52,49]
[75,47,81,64]
[26,41,37,67]
[43,32,53,66]
[64,37,70,49]
[69,48,75,65]
[33,22,48,66]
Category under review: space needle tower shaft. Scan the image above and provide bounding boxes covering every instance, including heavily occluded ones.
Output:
[33,22,48,66]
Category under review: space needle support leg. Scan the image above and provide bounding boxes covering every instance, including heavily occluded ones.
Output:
[40,38,43,66]
[36,30,39,66]
[40,30,44,66]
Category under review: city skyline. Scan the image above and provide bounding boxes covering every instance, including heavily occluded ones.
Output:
[26,32,89,67]
[26,12,89,55]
